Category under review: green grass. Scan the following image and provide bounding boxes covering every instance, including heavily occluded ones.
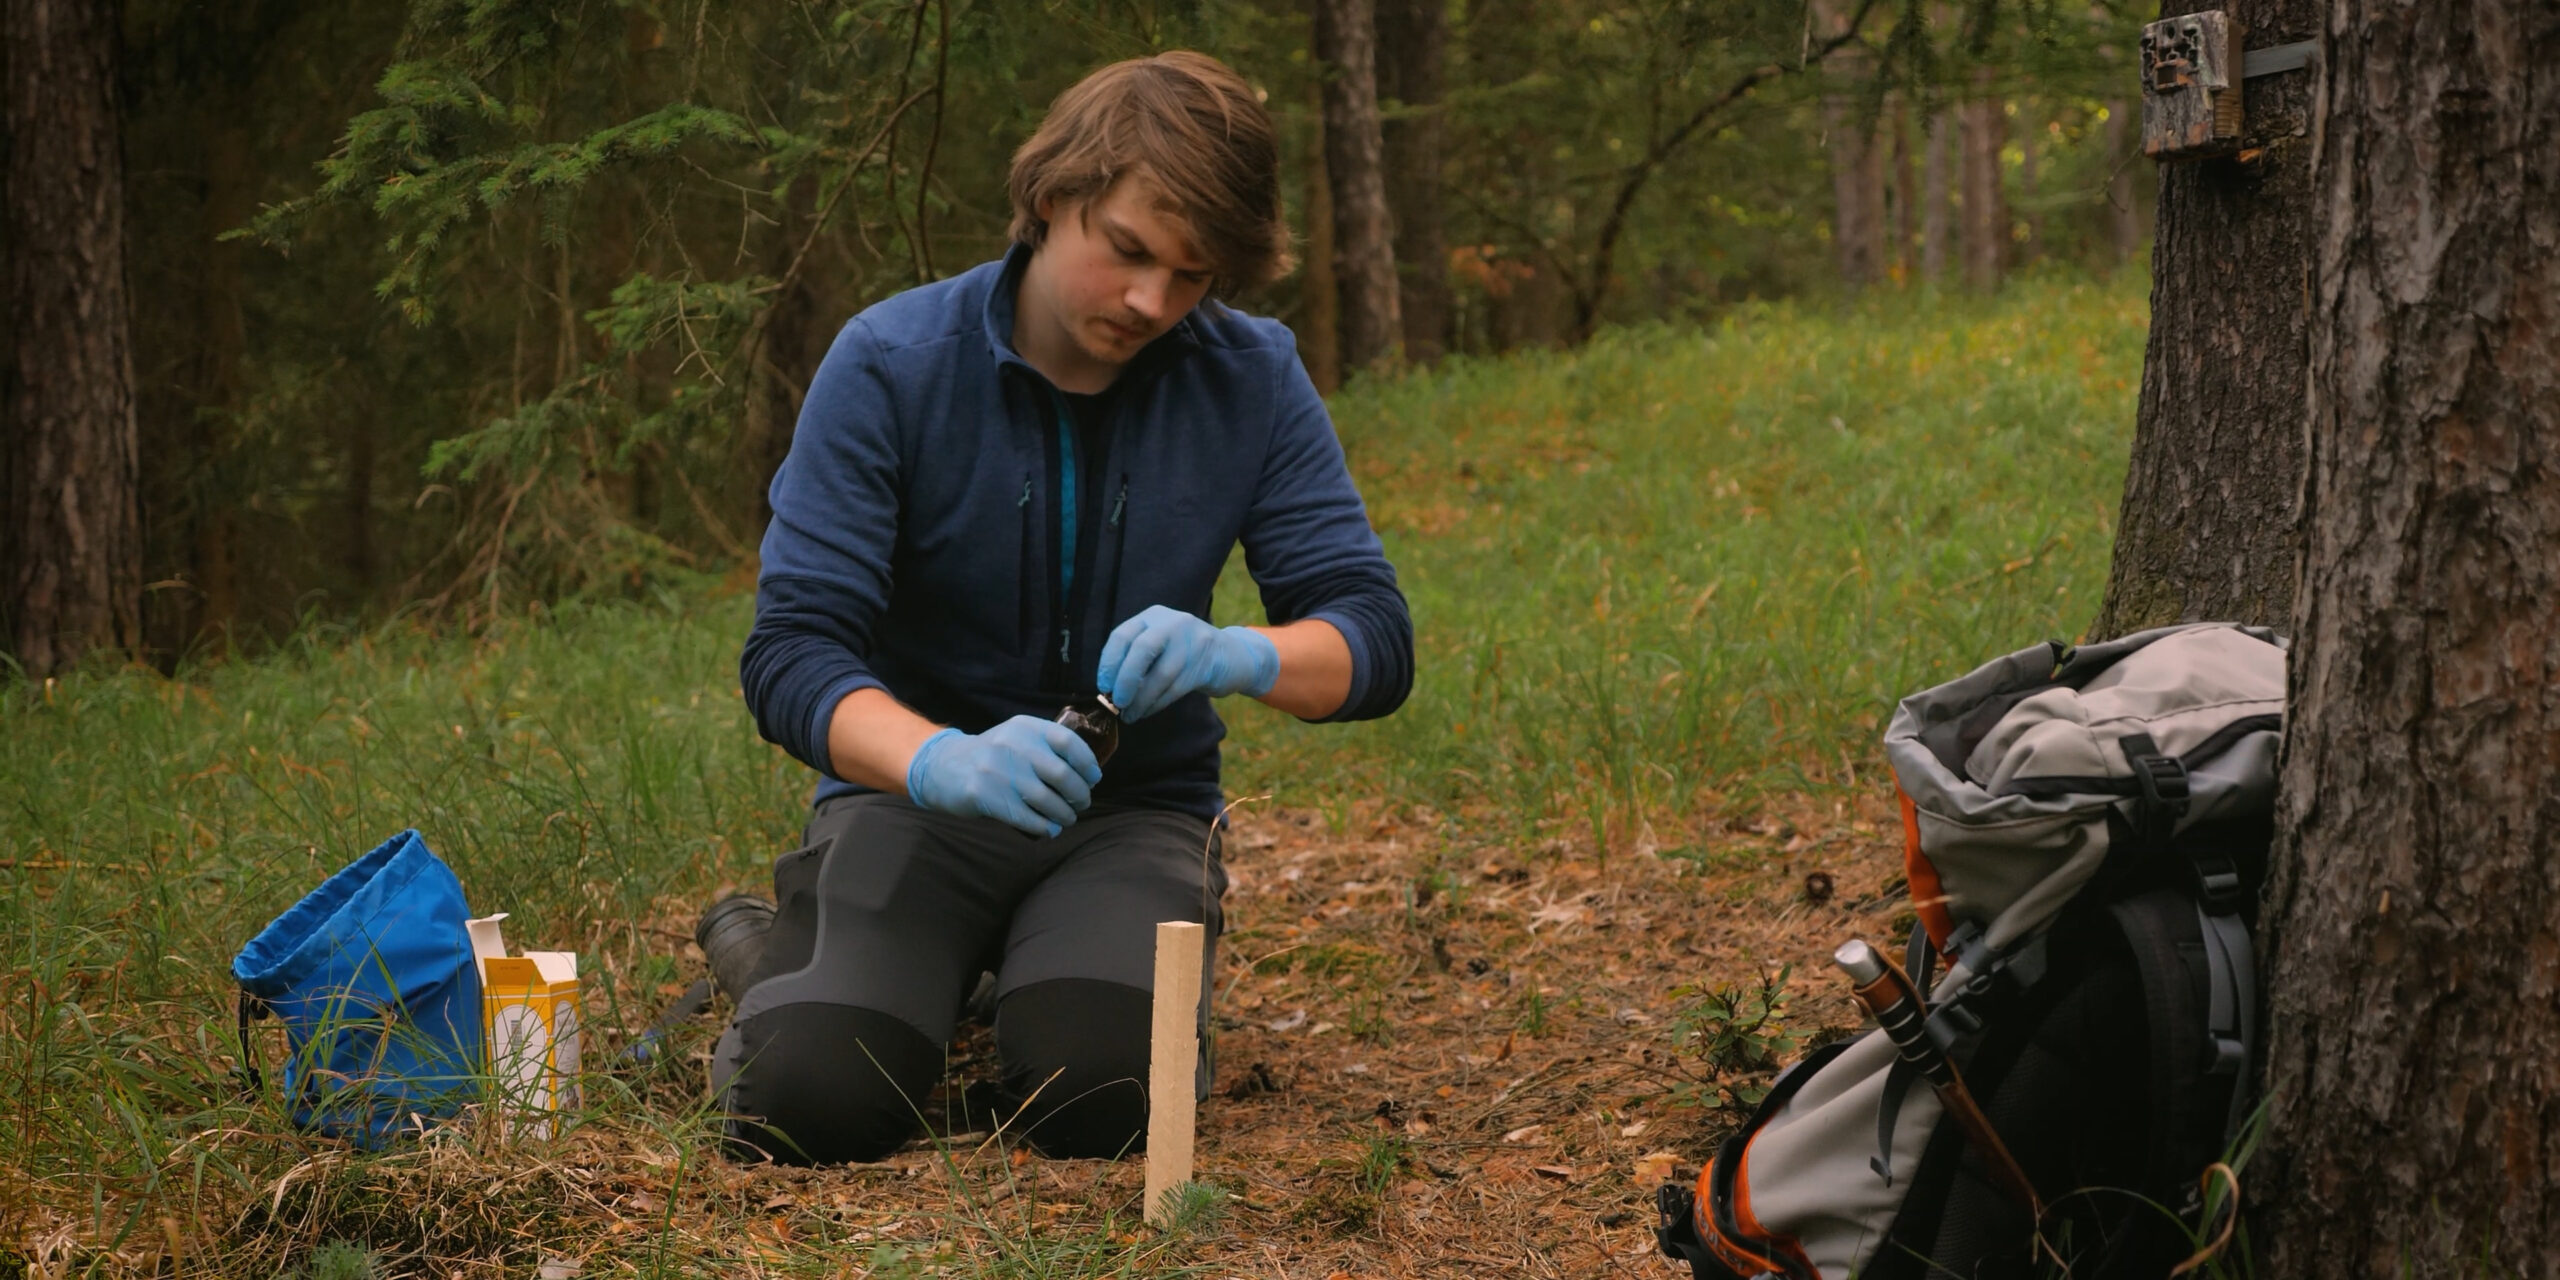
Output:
[0,271,2145,1272]
[2,592,802,1272]
[1217,270,2143,846]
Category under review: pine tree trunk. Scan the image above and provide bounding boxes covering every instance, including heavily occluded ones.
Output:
[5,0,142,676]
[2258,3,2560,1272]
[741,163,819,533]
[2090,0,2318,640]
[1818,0,1886,290]
[1921,110,1952,283]
[343,394,374,592]
[1375,0,1447,365]
[2014,102,2043,265]
[1312,0,1402,374]
[1889,96,1918,281]
[189,119,252,653]
[1298,128,1343,394]
[1823,102,1888,289]
[1957,78,2007,290]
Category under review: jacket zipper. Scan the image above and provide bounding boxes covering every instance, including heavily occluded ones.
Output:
[1029,367,1145,692]
[1053,395,1079,680]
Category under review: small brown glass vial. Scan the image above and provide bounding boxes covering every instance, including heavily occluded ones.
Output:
[1056,693,1121,767]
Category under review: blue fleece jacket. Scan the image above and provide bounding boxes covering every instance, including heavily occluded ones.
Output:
[742,246,1414,818]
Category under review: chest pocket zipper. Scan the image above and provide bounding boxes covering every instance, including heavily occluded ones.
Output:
[1101,477,1132,634]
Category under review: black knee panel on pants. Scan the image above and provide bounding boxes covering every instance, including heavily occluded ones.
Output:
[996,978,1157,1159]
[722,1003,940,1165]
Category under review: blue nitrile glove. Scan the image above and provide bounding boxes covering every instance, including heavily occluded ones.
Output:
[1095,605,1282,722]
[905,716,1103,838]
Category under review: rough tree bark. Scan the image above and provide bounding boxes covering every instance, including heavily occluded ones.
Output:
[1375,0,1447,364]
[2089,0,2318,640]
[5,0,142,676]
[2257,2,2560,1273]
[1312,0,1402,374]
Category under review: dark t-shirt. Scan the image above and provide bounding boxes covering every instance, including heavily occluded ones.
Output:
[1056,385,1117,601]
[1063,386,1115,471]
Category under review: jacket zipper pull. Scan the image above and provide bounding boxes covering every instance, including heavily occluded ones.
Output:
[1019,478,1033,507]
[1058,627,1073,664]
[1109,481,1128,528]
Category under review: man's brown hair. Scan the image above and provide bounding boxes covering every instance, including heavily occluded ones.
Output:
[1008,51,1293,295]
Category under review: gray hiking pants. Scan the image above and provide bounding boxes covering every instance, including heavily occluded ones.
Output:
[710,793,1224,1163]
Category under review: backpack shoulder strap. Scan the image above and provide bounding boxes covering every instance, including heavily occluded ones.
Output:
[2104,891,2252,1215]
[2196,901,2259,1138]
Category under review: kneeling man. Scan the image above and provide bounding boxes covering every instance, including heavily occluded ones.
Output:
[717,50,1414,1163]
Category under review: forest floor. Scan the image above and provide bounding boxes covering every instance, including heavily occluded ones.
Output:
[195,792,1913,1280]
[647,795,1911,1279]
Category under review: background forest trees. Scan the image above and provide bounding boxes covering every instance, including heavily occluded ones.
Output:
[2,0,2156,672]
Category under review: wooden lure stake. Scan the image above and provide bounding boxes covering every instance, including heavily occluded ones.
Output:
[1143,920,1205,1228]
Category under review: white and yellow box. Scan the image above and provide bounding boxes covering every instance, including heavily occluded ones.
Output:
[466,913,581,1139]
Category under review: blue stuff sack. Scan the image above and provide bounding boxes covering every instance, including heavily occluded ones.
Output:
[232,829,483,1145]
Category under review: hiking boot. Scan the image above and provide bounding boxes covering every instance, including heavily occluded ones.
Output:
[694,893,775,1004]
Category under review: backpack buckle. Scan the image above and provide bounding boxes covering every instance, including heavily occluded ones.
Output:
[2136,752,2190,807]
[1940,920,1986,972]
[2192,852,2247,914]
[2119,733,2190,849]
[1930,995,1984,1044]
[1923,933,2049,1048]
[2206,1033,2248,1076]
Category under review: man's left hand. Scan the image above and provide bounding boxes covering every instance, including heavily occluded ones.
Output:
[1096,605,1280,721]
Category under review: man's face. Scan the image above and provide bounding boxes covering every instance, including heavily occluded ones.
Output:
[1026,177,1215,376]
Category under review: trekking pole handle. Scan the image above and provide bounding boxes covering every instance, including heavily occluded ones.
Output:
[1835,941,1952,1088]
[1834,939,2044,1216]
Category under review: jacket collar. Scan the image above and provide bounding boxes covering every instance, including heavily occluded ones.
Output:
[979,241,1204,391]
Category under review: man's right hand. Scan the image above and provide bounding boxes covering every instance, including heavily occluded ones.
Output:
[903,716,1103,838]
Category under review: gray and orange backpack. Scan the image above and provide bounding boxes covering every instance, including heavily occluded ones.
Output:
[1658,623,2285,1279]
